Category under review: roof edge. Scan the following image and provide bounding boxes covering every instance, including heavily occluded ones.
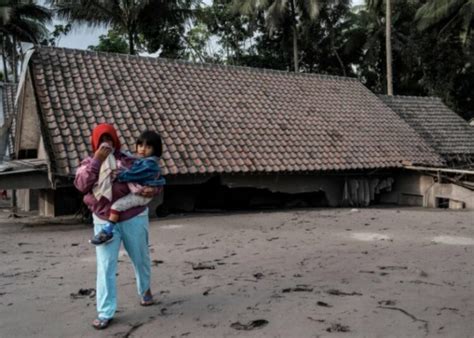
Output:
[33,45,360,83]
[378,94,443,102]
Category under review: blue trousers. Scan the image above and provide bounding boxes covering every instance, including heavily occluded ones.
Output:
[93,210,151,320]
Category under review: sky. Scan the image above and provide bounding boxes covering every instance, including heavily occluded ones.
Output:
[53,0,365,51]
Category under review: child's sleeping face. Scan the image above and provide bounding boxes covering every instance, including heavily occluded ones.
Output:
[136,143,154,157]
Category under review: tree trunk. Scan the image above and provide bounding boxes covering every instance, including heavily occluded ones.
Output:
[19,40,24,70]
[292,26,298,72]
[1,34,9,83]
[128,30,135,55]
[290,0,298,72]
[385,0,393,95]
[334,49,346,77]
[330,27,346,77]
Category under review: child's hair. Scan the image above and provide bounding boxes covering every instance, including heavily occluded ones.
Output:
[136,130,163,157]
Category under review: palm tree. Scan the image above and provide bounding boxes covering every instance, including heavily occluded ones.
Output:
[367,0,393,95]
[0,0,11,82]
[51,0,154,55]
[0,0,51,82]
[233,0,322,72]
[416,0,473,45]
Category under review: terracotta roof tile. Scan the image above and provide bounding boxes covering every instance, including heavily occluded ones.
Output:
[380,95,474,166]
[1,83,17,158]
[29,46,444,176]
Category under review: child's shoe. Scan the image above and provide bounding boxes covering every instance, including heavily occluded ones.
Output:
[90,230,114,245]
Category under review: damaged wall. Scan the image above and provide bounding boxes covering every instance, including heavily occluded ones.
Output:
[220,174,344,207]
[379,173,433,206]
[425,183,474,209]
[380,172,474,209]
[15,189,38,212]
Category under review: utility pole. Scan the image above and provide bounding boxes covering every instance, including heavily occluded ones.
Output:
[386,0,393,95]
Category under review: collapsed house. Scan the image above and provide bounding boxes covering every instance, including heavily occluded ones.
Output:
[0,46,472,216]
[380,95,474,209]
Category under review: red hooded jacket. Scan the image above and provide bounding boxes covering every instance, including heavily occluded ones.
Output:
[91,123,121,152]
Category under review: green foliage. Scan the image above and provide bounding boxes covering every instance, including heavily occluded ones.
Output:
[88,28,128,54]
[49,0,154,54]
[1,0,52,82]
[138,0,200,58]
[299,0,354,75]
[232,0,326,71]
[52,0,198,57]
[416,0,473,45]
[1,0,51,43]
[41,23,71,46]
[201,0,254,64]
[357,0,473,120]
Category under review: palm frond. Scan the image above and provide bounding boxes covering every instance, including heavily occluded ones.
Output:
[267,0,287,32]
[415,0,466,31]
[366,0,383,12]
[51,0,122,27]
[231,0,257,16]
[300,0,319,19]
[12,4,52,24]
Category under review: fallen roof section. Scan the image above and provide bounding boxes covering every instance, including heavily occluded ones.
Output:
[380,95,474,166]
[0,159,50,189]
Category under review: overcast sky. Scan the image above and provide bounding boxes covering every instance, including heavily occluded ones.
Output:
[54,0,365,51]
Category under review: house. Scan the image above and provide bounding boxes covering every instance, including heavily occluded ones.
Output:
[380,95,474,168]
[380,95,474,208]
[4,46,471,216]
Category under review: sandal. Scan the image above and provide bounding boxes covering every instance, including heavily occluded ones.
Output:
[92,317,112,330]
[140,291,154,306]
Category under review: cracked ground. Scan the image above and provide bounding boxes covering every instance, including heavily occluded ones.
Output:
[0,207,473,337]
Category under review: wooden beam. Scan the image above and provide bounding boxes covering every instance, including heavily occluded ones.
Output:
[0,170,50,189]
[403,165,474,175]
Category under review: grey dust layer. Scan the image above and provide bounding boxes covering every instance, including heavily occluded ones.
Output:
[0,207,473,338]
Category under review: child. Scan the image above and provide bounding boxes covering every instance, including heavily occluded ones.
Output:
[90,130,166,245]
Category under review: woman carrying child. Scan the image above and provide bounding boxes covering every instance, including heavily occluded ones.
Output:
[74,124,163,330]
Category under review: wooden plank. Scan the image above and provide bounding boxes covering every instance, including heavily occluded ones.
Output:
[403,165,474,175]
[0,170,50,189]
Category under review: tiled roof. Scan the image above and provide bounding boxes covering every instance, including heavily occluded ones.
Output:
[1,82,17,157]
[380,95,474,164]
[29,46,443,177]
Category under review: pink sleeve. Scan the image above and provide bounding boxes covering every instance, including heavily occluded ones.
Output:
[74,157,102,193]
[127,182,145,194]
[128,184,163,196]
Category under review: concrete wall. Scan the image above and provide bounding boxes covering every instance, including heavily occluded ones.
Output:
[16,72,41,153]
[38,189,54,217]
[16,189,39,212]
[380,173,434,206]
[380,172,474,209]
[425,183,474,209]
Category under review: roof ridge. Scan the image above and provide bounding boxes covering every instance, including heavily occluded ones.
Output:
[379,94,442,101]
[34,45,359,82]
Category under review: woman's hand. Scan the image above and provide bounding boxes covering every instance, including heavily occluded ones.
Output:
[93,143,112,162]
[140,187,157,198]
